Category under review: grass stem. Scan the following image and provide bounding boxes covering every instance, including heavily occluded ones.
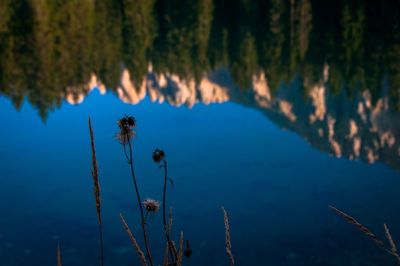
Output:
[89,117,104,266]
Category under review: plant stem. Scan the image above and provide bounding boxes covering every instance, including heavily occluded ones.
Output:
[127,135,153,266]
[89,117,104,266]
[162,160,177,264]
[99,222,104,266]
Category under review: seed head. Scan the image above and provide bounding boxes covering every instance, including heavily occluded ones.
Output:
[118,115,136,130]
[183,240,192,258]
[143,199,160,213]
[115,127,136,145]
[152,149,165,163]
[127,116,136,127]
[118,117,127,129]
[116,115,137,145]
[183,248,192,258]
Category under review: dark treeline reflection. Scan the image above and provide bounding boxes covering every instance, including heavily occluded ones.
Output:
[1,0,400,119]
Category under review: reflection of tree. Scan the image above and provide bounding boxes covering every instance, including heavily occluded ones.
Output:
[290,0,312,66]
[192,0,214,82]
[231,32,258,89]
[339,2,366,97]
[122,0,156,86]
[152,0,213,83]
[1,0,400,119]
[265,0,289,92]
[92,0,123,90]
[0,0,96,120]
[0,0,35,111]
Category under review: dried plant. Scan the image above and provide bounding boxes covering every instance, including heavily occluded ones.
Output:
[222,207,234,266]
[79,115,400,266]
[330,205,400,265]
[164,241,170,266]
[152,149,166,163]
[154,150,176,264]
[116,116,153,266]
[183,240,192,258]
[177,231,184,266]
[57,244,62,266]
[171,241,178,257]
[120,213,148,266]
[143,198,161,213]
[83,115,235,266]
[384,224,400,264]
[168,207,173,234]
[89,117,104,266]
[329,205,385,247]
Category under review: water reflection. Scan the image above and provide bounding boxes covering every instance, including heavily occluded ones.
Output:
[65,65,400,172]
[1,0,400,171]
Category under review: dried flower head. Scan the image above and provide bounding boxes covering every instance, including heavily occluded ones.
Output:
[118,115,136,130]
[183,240,192,258]
[152,149,165,163]
[183,248,192,258]
[126,116,136,127]
[116,116,137,145]
[115,127,136,145]
[118,117,127,129]
[143,199,160,213]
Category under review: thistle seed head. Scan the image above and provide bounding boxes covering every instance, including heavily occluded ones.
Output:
[118,115,136,130]
[143,198,160,213]
[116,115,137,145]
[183,248,192,258]
[152,149,165,163]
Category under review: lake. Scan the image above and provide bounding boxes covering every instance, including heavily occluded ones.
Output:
[1,0,400,265]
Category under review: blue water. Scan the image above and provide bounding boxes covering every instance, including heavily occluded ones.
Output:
[0,90,400,265]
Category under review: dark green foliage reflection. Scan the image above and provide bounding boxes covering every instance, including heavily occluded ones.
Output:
[0,0,399,119]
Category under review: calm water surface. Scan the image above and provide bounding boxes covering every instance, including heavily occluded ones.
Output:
[1,89,400,265]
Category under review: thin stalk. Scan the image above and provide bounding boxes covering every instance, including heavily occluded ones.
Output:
[89,117,104,266]
[126,135,154,266]
[162,160,177,264]
[222,207,234,266]
[120,213,148,266]
[57,244,62,266]
[99,223,104,266]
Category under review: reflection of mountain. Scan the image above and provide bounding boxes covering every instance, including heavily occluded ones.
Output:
[68,66,400,171]
[3,0,400,120]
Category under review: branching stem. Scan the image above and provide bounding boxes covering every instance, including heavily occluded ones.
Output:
[162,160,177,264]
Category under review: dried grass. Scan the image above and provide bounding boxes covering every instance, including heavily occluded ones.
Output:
[177,231,184,266]
[167,207,178,261]
[330,205,400,265]
[384,224,400,264]
[329,205,385,248]
[222,207,234,266]
[164,241,169,266]
[171,241,178,257]
[120,213,148,266]
[88,117,104,266]
[163,207,173,265]
[57,244,62,266]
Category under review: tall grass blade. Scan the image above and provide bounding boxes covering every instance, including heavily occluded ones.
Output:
[57,244,62,266]
[164,241,169,266]
[120,213,148,266]
[89,117,104,266]
[329,205,385,247]
[222,207,234,266]
[384,224,400,264]
[177,231,184,266]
